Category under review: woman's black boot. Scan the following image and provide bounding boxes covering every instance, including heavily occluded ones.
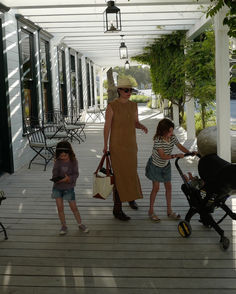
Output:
[113,209,130,221]
[113,187,130,221]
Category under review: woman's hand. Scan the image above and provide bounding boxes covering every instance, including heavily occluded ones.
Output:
[141,125,148,134]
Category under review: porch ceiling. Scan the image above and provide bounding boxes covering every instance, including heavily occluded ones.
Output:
[3,0,212,67]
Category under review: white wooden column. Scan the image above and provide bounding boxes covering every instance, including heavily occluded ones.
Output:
[93,65,98,108]
[65,47,71,112]
[81,56,88,110]
[99,68,104,109]
[75,52,80,111]
[50,37,63,110]
[172,104,179,127]
[163,99,168,113]
[35,30,43,117]
[186,97,196,139]
[214,6,231,162]
[151,93,157,108]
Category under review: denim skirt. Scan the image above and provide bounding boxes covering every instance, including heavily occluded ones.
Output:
[51,187,75,201]
[145,156,171,183]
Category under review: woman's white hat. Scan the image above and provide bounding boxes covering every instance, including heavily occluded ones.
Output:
[117,77,133,88]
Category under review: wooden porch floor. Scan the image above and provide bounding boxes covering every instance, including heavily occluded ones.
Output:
[0,106,236,294]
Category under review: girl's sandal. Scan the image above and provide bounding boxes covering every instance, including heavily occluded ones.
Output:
[168,212,181,220]
[149,214,161,222]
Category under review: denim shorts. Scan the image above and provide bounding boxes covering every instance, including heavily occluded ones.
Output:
[51,188,75,201]
[145,156,171,183]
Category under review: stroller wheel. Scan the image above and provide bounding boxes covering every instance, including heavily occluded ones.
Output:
[220,236,230,250]
[178,221,192,238]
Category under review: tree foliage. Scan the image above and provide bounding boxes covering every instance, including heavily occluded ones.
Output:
[132,29,216,128]
[113,66,151,88]
[185,30,216,128]
[132,31,186,122]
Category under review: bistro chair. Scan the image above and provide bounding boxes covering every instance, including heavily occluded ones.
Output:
[63,114,86,143]
[26,127,58,171]
[86,106,103,123]
[43,123,69,141]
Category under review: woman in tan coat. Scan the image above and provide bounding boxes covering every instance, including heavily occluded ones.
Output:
[103,77,148,220]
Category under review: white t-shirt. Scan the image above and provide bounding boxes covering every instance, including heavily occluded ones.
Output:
[152,134,179,167]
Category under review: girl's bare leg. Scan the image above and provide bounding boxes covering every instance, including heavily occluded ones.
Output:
[148,181,160,215]
[56,198,66,225]
[164,181,172,215]
[69,200,82,224]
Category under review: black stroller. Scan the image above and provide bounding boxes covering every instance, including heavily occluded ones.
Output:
[175,153,236,250]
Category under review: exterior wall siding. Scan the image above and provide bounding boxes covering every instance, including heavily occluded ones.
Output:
[4,9,33,171]
[1,10,94,172]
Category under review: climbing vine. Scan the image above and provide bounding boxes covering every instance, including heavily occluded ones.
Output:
[132,30,216,127]
[185,30,216,129]
[132,31,186,122]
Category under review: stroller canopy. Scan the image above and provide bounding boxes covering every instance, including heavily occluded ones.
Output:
[198,154,236,196]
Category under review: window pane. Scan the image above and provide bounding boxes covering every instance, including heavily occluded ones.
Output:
[20,31,32,80]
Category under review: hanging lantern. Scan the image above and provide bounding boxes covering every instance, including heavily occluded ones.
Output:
[125,60,130,70]
[103,1,122,33]
[119,35,128,59]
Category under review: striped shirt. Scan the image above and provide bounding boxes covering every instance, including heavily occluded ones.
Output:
[152,135,179,167]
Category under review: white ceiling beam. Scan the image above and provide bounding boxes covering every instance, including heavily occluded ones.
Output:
[47,26,191,33]
[186,13,212,39]
[19,12,203,22]
[17,6,208,16]
[41,20,197,28]
[5,0,211,9]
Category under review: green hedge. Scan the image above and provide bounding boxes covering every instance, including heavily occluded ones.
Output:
[130,95,150,103]
[97,94,150,103]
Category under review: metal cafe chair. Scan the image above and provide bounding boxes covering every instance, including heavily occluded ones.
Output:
[43,124,69,141]
[86,107,102,123]
[63,114,86,143]
[0,191,8,240]
[26,127,58,171]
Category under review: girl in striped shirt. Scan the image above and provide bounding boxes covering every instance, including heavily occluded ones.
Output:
[145,118,191,222]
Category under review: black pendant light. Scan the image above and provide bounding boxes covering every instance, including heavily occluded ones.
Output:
[119,35,128,59]
[125,60,130,70]
[103,1,122,33]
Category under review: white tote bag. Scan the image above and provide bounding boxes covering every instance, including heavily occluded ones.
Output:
[93,153,114,200]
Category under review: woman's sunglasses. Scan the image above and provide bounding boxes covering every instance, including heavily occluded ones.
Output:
[119,88,133,93]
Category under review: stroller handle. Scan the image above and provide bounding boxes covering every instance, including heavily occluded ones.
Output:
[175,153,201,184]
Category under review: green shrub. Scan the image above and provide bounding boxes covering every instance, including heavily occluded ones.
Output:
[97,95,108,102]
[181,111,216,136]
[147,100,152,108]
[130,95,150,103]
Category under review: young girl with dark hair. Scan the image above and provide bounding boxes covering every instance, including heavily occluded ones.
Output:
[51,141,89,235]
[146,118,194,222]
